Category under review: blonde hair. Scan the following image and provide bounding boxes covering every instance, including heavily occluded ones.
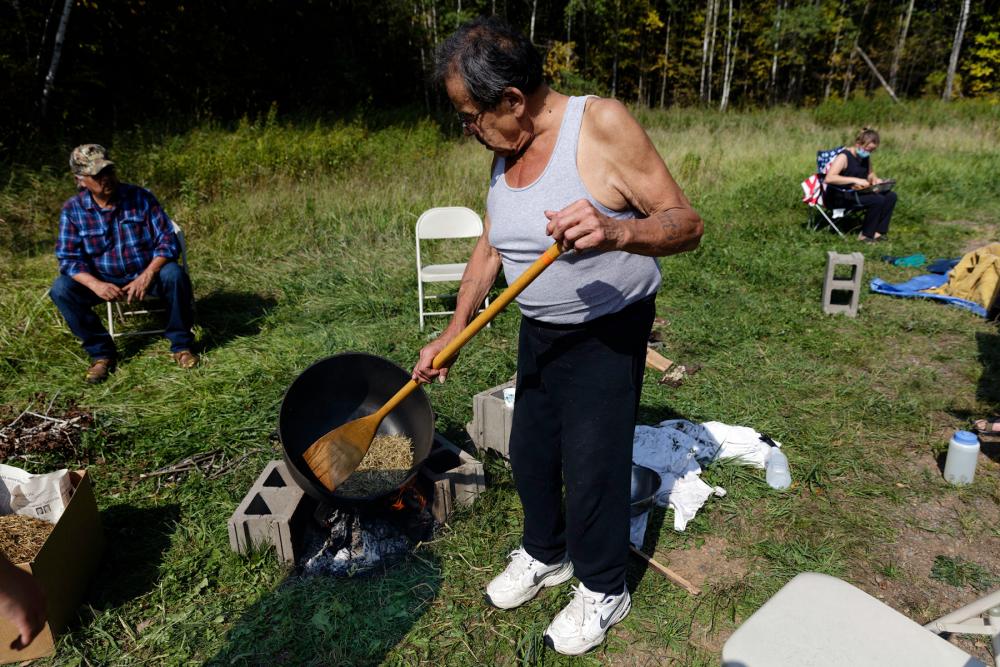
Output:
[855,127,880,146]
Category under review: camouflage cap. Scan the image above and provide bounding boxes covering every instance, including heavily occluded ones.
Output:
[69,144,115,176]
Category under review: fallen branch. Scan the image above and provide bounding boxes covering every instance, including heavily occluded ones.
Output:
[24,412,83,427]
[854,46,899,103]
[140,448,267,485]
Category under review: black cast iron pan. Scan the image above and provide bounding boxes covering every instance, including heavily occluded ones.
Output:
[280,353,435,505]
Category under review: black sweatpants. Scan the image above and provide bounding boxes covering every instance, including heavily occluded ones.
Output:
[829,189,898,238]
[508,295,655,594]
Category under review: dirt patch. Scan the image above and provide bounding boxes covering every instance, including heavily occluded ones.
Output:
[0,401,93,460]
[610,537,749,664]
[658,535,749,590]
[959,225,999,257]
[850,490,1000,664]
[605,633,686,667]
[657,536,749,656]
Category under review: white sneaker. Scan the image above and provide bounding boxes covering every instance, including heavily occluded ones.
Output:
[484,547,574,610]
[543,583,631,655]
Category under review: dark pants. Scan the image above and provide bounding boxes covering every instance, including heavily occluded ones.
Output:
[49,262,195,359]
[508,295,654,594]
[830,190,898,238]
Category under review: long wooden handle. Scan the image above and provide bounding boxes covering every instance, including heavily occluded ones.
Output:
[432,242,562,368]
[629,545,701,595]
[374,242,563,421]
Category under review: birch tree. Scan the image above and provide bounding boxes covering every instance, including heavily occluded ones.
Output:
[768,0,783,104]
[823,0,848,101]
[943,0,971,100]
[706,0,720,103]
[841,0,871,100]
[888,0,914,92]
[528,0,538,42]
[659,10,671,108]
[700,0,720,102]
[39,0,72,118]
[719,0,740,111]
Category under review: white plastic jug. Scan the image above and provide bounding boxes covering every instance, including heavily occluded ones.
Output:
[943,430,979,486]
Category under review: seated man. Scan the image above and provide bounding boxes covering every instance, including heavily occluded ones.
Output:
[49,144,198,384]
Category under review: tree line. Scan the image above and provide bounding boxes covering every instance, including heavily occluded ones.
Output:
[1,0,997,157]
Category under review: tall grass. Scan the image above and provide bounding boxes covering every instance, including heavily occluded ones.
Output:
[0,99,998,665]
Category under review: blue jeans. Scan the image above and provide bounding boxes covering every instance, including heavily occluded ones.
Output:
[49,262,195,360]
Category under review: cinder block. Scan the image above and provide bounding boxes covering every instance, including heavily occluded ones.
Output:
[230,439,487,562]
[822,251,864,317]
[420,433,486,523]
[227,461,315,563]
[466,379,515,458]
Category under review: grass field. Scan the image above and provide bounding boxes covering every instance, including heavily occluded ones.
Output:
[1,100,999,665]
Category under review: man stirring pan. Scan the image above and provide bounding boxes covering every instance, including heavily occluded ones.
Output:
[412,17,702,655]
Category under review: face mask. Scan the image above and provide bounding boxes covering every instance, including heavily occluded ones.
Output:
[856,148,871,159]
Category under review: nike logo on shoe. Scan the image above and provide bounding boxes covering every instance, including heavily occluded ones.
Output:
[599,596,626,629]
[533,568,554,585]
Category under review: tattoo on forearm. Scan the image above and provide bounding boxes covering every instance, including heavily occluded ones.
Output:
[655,208,688,242]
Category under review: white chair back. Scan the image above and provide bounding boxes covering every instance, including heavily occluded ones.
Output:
[416,207,484,240]
[415,207,488,330]
[173,220,189,271]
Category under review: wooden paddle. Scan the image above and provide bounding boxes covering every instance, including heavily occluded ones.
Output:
[303,242,563,492]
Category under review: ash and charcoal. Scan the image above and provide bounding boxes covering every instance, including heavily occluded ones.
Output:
[299,486,435,577]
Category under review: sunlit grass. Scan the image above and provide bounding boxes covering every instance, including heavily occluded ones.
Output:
[0,99,998,664]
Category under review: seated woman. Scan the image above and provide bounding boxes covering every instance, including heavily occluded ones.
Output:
[823,127,897,242]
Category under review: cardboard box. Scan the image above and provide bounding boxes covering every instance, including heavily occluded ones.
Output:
[0,470,103,663]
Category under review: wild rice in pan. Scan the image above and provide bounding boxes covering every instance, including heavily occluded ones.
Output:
[336,433,413,497]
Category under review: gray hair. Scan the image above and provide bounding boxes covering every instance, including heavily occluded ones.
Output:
[434,16,543,109]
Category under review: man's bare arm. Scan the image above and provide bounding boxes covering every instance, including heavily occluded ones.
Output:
[446,222,502,334]
[551,98,703,257]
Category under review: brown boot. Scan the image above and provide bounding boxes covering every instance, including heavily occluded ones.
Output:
[85,358,115,384]
[172,349,199,369]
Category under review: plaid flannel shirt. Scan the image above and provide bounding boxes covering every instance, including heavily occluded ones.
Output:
[56,183,179,279]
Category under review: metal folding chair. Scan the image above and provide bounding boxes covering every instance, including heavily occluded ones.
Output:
[105,220,189,338]
[415,207,489,331]
[802,146,866,237]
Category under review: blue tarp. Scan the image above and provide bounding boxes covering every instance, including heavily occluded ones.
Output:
[869,274,987,317]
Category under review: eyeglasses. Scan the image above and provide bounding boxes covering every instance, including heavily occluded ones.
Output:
[456,109,486,131]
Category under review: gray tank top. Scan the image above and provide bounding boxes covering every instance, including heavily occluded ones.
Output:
[487,95,661,324]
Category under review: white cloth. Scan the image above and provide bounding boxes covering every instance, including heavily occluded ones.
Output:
[629,420,779,546]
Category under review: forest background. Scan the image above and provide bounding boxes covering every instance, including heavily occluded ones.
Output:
[1,1,1000,664]
[2,0,999,164]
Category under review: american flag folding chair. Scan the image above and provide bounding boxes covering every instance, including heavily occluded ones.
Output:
[800,145,865,237]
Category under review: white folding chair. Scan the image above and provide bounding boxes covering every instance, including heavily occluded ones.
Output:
[722,572,992,666]
[106,220,189,338]
[415,207,490,331]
